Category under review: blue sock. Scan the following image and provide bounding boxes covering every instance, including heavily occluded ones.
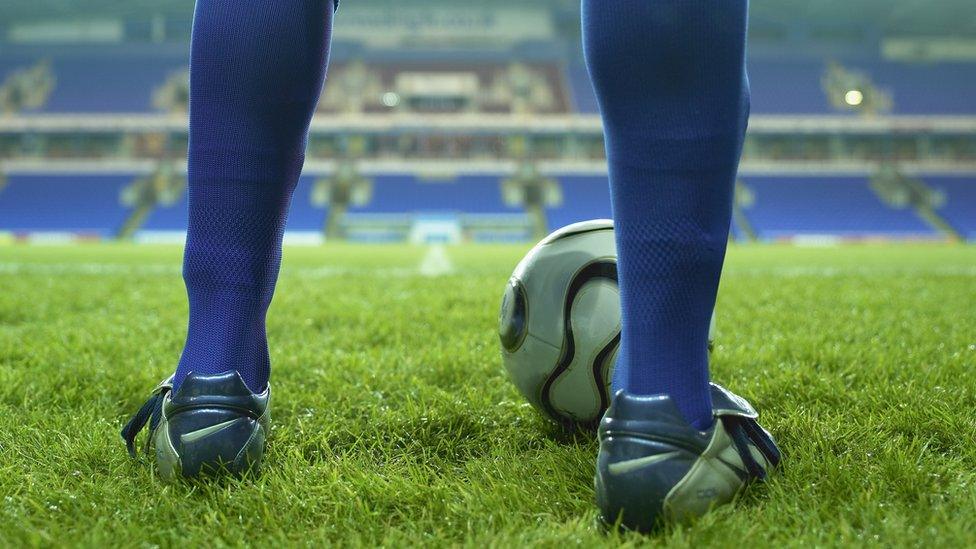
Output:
[173,0,335,392]
[583,0,749,429]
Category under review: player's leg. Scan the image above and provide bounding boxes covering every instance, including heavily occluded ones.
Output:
[583,0,780,528]
[121,0,336,480]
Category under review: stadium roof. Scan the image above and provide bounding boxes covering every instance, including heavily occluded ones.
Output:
[5,0,976,38]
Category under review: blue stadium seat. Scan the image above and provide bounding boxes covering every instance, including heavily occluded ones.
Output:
[742,176,938,240]
[567,58,976,115]
[0,174,134,236]
[0,53,184,113]
[547,176,612,231]
[349,174,519,214]
[5,51,973,115]
[748,59,834,114]
[566,62,600,114]
[729,216,747,242]
[140,185,188,232]
[928,176,976,240]
[45,55,185,113]
[851,61,976,115]
[140,176,325,233]
[0,56,33,81]
[285,177,327,232]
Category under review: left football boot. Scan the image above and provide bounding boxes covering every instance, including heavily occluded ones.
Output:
[121,371,270,481]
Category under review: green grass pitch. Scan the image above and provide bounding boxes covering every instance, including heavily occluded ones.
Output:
[1,243,974,546]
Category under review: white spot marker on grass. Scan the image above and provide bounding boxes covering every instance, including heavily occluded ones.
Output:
[418,244,454,277]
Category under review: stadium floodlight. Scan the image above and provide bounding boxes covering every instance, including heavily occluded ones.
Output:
[822,61,892,116]
[844,89,865,107]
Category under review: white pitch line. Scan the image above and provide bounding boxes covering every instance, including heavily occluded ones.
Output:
[417,244,455,277]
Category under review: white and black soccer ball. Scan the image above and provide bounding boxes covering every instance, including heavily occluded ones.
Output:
[499,219,715,427]
[499,219,621,427]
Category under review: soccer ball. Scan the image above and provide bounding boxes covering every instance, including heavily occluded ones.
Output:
[498,219,715,427]
[498,219,620,427]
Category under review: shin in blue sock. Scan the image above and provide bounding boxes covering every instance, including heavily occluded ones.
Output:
[583,0,750,429]
[173,0,335,392]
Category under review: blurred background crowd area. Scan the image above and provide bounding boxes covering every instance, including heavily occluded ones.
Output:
[0,0,974,244]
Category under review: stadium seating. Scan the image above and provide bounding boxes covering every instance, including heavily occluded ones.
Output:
[741,176,939,240]
[547,175,612,231]
[46,55,184,112]
[4,172,969,242]
[0,174,133,236]
[286,177,328,233]
[2,54,185,113]
[348,175,519,215]
[1,47,974,242]
[569,58,976,115]
[565,62,600,114]
[139,176,325,235]
[747,59,834,114]
[4,50,974,115]
[729,217,748,242]
[853,61,976,115]
[140,186,188,233]
[927,176,976,240]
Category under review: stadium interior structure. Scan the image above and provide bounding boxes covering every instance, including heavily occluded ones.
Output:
[0,0,974,244]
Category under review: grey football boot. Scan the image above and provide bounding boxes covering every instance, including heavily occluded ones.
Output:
[121,371,270,481]
[595,383,780,531]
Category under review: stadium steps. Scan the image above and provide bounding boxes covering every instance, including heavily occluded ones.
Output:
[741,176,939,241]
[0,174,135,237]
[732,181,758,242]
[115,168,187,240]
[117,203,154,240]
[731,205,757,242]
[868,173,962,242]
[913,205,963,242]
[927,176,976,242]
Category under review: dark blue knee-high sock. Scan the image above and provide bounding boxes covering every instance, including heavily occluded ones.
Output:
[583,0,749,429]
[174,0,335,392]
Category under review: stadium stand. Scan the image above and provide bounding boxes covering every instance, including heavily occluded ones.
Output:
[546,176,612,231]
[138,176,325,237]
[0,53,185,113]
[0,174,133,237]
[46,56,184,113]
[349,175,519,215]
[729,217,748,242]
[741,176,939,241]
[565,62,600,114]
[1,8,975,243]
[285,177,328,233]
[748,59,834,114]
[569,58,976,115]
[2,49,973,117]
[856,61,976,115]
[139,184,188,234]
[320,62,569,114]
[928,176,976,240]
